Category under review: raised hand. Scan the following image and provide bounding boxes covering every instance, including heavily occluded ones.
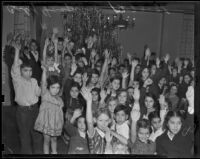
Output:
[71,63,77,75]
[91,49,97,58]
[156,57,160,67]
[82,57,88,66]
[41,23,47,30]
[164,54,170,63]
[132,88,140,102]
[186,86,194,104]
[131,107,140,122]
[81,87,92,102]
[145,47,151,58]
[159,94,166,107]
[72,108,82,119]
[144,78,153,87]
[53,27,59,34]
[82,72,88,84]
[100,89,107,101]
[12,42,21,51]
[45,38,50,47]
[127,52,132,59]
[122,71,129,79]
[104,49,110,59]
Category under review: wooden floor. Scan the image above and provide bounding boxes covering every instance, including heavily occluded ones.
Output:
[2,106,68,154]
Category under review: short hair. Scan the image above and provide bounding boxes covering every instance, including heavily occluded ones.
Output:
[137,119,152,134]
[70,81,81,91]
[74,115,86,128]
[114,104,129,116]
[73,69,83,76]
[110,75,122,83]
[117,89,128,97]
[58,37,64,42]
[20,61,32,70]
[91,69,100,76]
[47,75,62,89]
[95,107,111,119]
[64,53,72,59]
[148,111,161,122]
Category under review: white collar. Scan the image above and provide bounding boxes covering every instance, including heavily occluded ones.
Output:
[167,131,174,141]
[96,127,105,138]
[78,130,86,139]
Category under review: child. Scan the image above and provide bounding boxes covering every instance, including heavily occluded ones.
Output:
[11,42,42,154]
[91,87,101,116]
[104,76,121,103]
[34,68,64,154]
[166,84,179,111]
[64,109,89,154]
[81,87,111,154]
[107,97,118,127]
[86,69,100,91]
[156,110,194,157]
[65,82,84,122]
[148,111,165,142]
[128,90,156,155]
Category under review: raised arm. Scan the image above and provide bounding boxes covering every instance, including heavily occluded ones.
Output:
[129,60,138,86]
[11,42,22,79]
[81,87,95,137]
[130,88,141,144]
[41,64,47,95]
[43,38,50,63]
[53,38,58,63]
[122,71,129,89]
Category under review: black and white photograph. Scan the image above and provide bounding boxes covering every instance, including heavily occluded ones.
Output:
[2,1,200,158]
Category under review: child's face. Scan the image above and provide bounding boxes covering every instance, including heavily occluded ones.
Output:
[133,81,139,89]
[128,88,134,97]
[91,74,99,85]
[151,65,156,75]
[70,87,79,98]
[151,117,161,131]
[142,68,149,80]
[112,58,117,66]
[170,86,178,95]
[30,42,37,51]
[145,96,154,109]
[138,128,150,143]
[172,69,178,76]
[64,56,72,65]
[46,57,55,67]
[119,67,125,74]
[118,92,127,104]
[111,79,120,91]
[109,69,116,78]
[184,75,191,84]
[190,70,194,78]
[184,59,189,66]
[96,113,110,132]
[73,73,82,84]
[49,83,60,96]
[77,117,86,132]
[135,65,141,74]
[77,59,84,68]
[21,67,32,80]
[108,100,117,113]
[159,77,166,86]
[167,116,182,135]
[115,110,127,125]
[57,41,63,51]
[91,91,99,102]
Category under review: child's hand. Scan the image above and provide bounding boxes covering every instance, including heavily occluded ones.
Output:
[45,38,50,46]
[53,27,59,34]
[71,63,77,75]
[186,86,194,104]
[53,38,58,45]
[131,108,140,122]
[159,94,166,106]
[81,87,92,102]
[91,49,97,58]
[82,72,88,84]
[127,52,132,59]
[144,78,153,87]
[41,23,47,30]
[72,109,82,119]
[132,88,140,102]
[104,49,110,59]
[156,57,160,67]
[145,47,151,58]
[100,89,107,101]
[82,57,88,66]
[105,128,113,143]
[164,54,170,63]
[13,42,21,51]
[122,71,129,79]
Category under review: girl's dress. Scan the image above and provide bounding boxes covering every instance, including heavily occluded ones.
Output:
[34,91,64,136]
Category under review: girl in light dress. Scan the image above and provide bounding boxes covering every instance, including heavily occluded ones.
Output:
[34,65,64,154]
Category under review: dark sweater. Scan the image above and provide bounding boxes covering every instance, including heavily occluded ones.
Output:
[64,122,89,154]
[156,113,194,158]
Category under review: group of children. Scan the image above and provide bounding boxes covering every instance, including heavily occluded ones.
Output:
[6,26,194,156]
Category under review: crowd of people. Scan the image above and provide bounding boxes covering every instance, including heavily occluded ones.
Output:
[3,25,195,157]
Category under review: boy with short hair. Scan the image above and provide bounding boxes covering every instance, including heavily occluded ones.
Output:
[11,42,42,154]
